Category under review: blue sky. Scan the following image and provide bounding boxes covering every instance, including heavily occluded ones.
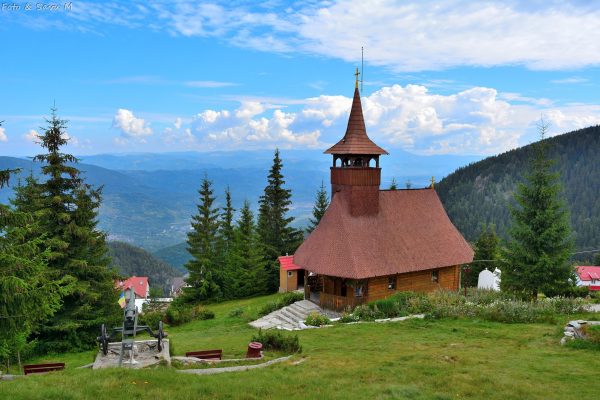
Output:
[1,0,600,157]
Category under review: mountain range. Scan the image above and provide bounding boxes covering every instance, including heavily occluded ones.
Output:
[0,148,479,251]
[437,125,600,260]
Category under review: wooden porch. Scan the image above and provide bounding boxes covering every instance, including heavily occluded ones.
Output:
[318,292,365,312]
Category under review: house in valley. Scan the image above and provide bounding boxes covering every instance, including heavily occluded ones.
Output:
[575,266,600,291]
[117,276,150,312]
[288,72,474,311]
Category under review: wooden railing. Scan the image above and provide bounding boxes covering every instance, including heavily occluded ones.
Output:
[319,292,365,312]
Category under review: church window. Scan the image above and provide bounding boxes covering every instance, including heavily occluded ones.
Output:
[388,276,396,290]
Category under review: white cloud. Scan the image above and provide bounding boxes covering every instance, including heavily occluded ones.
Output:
[174,118,182,129]
[180,83,600,155]
[112,108,152,140]
[17,1,600,72]
[0,127,7,142]
[185,80,238,88]
[154,1,600,72]
[551,77,589,84]
[24,129,39,143]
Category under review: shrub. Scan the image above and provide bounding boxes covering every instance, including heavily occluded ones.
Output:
[164,303,215,326]
[339,312,360,323]
[342,289,586,324]
[139,310,165,330]
[258,292,304,317]
[584,325,600,344]
[304,312,330,327]
[228,307,245,318]
[251,329,301,353]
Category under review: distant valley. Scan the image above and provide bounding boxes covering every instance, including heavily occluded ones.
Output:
[0,149,479,253]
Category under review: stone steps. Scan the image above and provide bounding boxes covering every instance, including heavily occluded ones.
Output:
[249,300,331,330]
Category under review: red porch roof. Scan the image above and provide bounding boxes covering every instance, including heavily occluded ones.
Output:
[278,255,302,271]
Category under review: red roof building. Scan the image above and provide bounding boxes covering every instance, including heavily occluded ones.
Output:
[576,266,600,291]
[290,73,474,311]
[119,276,150,299]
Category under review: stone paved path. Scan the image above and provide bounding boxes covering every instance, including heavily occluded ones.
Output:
[177,356,292,375]
[249,300,338,330]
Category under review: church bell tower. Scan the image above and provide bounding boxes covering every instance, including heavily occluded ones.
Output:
[325,69,388,216]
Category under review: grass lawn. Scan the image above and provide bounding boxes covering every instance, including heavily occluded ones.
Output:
[1,294,599,399]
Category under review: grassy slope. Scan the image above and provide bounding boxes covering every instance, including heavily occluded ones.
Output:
[2,294,599,400]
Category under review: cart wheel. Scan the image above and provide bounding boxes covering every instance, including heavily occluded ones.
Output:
[157,321,164,352]
[99,324,109,356]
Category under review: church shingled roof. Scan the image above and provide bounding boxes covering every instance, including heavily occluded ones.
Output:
[293,189,474,279]
[325,87,388,155]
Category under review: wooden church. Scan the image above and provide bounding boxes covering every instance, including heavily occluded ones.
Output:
[286,72,474,311]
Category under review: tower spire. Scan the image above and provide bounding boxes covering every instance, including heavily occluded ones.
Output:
[354,67,360,90]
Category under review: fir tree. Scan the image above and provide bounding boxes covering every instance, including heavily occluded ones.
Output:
[184,175,222,301]
[503,122,574,298]
[228,200,267,297]
[389,177,398,190]
[219,186,235,248]
[258,149,302,292]
[594,252,600,266]
[306,181,329,233]
[464,224,499,287]
[13,109,118,352]
[1,168,73,368]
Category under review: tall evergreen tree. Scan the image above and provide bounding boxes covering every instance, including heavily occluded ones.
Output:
[13,109,118,352]
[503,123,574,298]
[228,200,268,297]
[1,170,72,369]
[306,181,329,233]
[258,149,302,292]
[219,186,235,248]
[464,224,499,287]
[184,175,222,301]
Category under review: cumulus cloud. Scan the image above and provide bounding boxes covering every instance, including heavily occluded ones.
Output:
[24,129,39,143]
[0,127,7,142]
[177,84,600,155]
[112,108,152,141]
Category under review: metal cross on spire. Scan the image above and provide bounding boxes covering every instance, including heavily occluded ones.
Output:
[354,67,360,90]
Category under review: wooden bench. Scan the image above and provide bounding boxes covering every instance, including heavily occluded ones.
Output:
[23,363,65,375]
[185,349,222,360]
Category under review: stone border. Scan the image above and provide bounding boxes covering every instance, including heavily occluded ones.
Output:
[177,356,292,375]
[561,320,600,345]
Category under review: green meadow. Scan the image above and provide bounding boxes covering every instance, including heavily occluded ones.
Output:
[1,294,599,400]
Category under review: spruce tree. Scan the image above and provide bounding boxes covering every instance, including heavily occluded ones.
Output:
[258,149,302,292]
[229,200,267,298]
[389,177,398,190]
[220,186,235,248]
[503,123,574,298]
[184,175,222,301]
[216,186,235,298]
[1,168,73,369]
[14,109,118,352]
[464,224,499,287]
[593,252,600,266]
[306,181,329,233]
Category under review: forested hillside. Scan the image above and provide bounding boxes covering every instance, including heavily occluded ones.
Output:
[152,242,191,273]
[108,241,181,295]
[437,125,600,255]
